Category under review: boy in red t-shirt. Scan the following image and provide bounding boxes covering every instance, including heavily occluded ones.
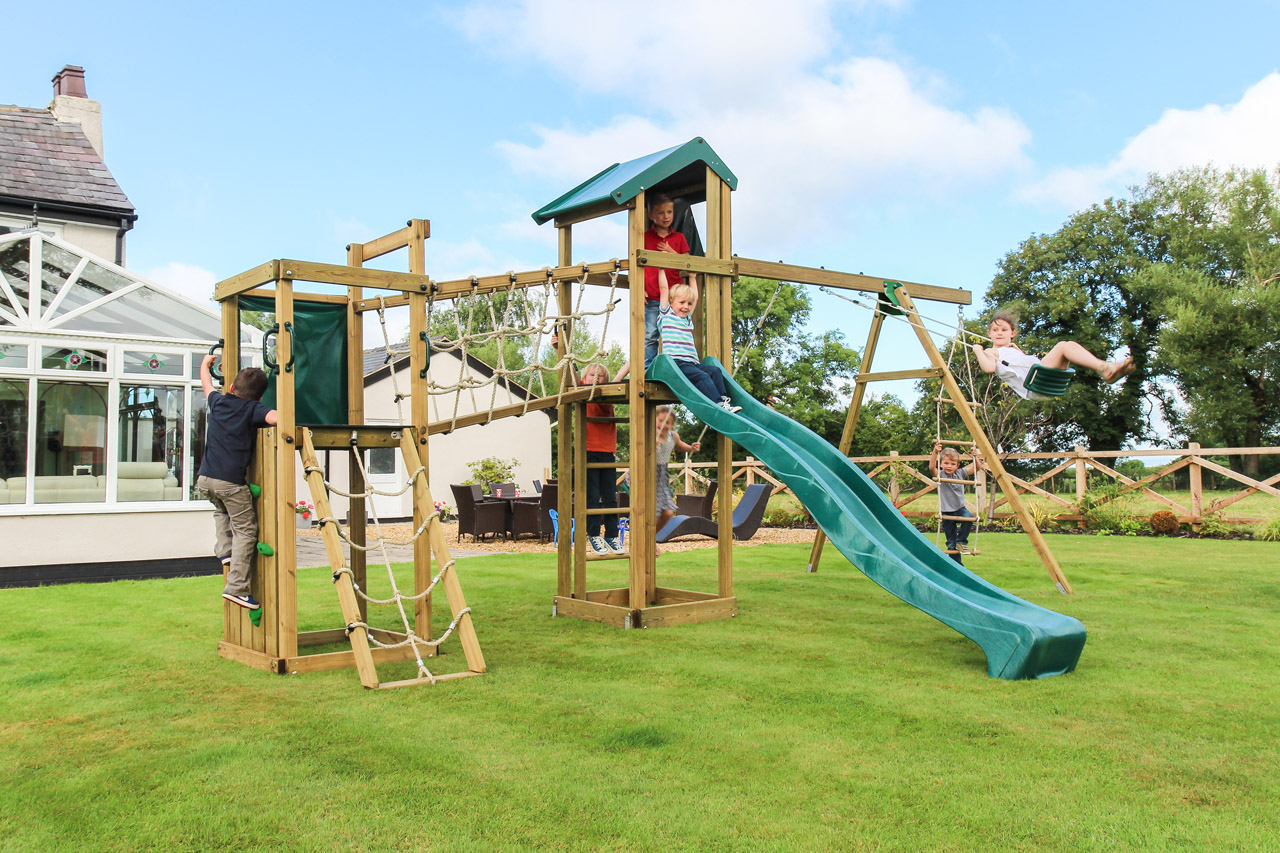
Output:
[642,194,697,371]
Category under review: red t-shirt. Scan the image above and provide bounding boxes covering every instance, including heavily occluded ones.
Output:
[585,401,616,453]
[643,228,689,300]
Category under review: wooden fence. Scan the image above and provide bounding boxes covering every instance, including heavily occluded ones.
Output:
[666,444,1280,529]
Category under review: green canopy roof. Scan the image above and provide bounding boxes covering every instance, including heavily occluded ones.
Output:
[531,137,736,226]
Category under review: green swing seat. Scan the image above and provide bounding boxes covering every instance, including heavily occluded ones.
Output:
[1023,363,1075,397]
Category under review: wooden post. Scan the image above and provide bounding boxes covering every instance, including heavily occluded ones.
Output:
[627,193,652,612]
[896,288,1073,594]
[1189,442,1203,531]
[345,242,368,621]
[556,225,573,599]
[808,310,886,571]
[1074,445,1088,504]
[888,451,900,505]
[274,276,300,656]
[705,170,734,599]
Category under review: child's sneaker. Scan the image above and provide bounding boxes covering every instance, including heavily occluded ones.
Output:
[222,592,261,610]
[588,536,611,555]
[956,543,972,555]
[604,536,625,555]
[718,397,743,414]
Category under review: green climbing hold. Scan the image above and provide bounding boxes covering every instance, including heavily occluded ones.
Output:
[248,483,262,498]
[248,607,262,627]
[256,542,275,557]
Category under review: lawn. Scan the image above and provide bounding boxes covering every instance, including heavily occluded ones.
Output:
[2,535,1278,851]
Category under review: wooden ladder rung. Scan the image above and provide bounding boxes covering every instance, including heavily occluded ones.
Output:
[943,548,982,556]
[936,477,971,485]
[584,507,627,516]
[935,397,985,408]
[586,552,629,562]
[937,514,977,522]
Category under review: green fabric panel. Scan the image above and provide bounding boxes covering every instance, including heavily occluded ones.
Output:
[240,295,348,425]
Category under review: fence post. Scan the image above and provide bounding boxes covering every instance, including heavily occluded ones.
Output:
[684,456,692,495]
[745,457,755,487]
[889,450,900,505]
[1074,445,1088,529]
[1189,441,1203,531]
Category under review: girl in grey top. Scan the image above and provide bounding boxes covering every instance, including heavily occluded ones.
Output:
[656,406,702,528]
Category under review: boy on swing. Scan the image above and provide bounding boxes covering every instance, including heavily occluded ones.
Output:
[972,310,1134,400]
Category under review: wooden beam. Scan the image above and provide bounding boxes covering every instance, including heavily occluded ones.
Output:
[217,643,284,673]
[552,595,633,628]
[634,597,737,628]
[734,257,971,305]
[214,261,280,302]
[552,197,636,228]
[857,367,943,382]
[635,253,735,277]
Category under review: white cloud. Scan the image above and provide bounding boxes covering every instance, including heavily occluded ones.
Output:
[145,262,218,308]
[1018,72,1280,209]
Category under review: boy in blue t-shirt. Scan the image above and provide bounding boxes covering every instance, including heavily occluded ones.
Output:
[657,282,740,412]
[196,354,278,610]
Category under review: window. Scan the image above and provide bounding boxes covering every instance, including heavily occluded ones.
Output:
[124,350,184,377]
[0,378,27,483]
[189,389,208,500]
[367,447,396,475]
[35,380,107,503]
[118,385,184,502]
[0,342,28,368]
[41,346,107,372]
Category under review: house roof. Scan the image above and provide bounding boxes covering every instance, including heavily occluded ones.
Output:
[0,105,135,214]
[531,137,736,226]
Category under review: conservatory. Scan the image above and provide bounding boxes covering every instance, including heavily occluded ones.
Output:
[0,228,226,580]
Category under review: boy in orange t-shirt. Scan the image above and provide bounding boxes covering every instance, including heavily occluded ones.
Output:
[580,363,625,555]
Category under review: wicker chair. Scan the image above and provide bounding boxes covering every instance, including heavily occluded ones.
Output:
[675,480,717,518]
[537,483,558,543]
[451,483,507,542]
[510,496,543,540]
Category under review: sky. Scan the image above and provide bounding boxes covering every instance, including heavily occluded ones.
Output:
[5,0,1280,403]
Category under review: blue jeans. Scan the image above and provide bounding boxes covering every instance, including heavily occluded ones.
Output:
[677,359,728,403]
[644,300,660,369]
[941,506,974,549]
[585,450,619,537]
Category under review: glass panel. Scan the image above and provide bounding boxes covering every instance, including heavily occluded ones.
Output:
[118,384,184,502]
[0,239,32,316]
[0,378,28,484]
[39,241,81,314]
[48,260,133,318]
[124,350,183,377]
[368,447,396,475]
[189,389,207,500]
[54,283,221,341]
[0,342,29,369]
[41,346,108,372]
[35,379,107,503]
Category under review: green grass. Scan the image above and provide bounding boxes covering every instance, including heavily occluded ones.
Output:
[3,535,1279,851]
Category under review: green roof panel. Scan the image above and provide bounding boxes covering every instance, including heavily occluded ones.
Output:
[531,137,736,225]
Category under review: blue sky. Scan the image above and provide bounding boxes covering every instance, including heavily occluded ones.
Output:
[5,0,1279,400]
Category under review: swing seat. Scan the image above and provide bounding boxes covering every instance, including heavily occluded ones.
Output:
[1023,364,1074,397]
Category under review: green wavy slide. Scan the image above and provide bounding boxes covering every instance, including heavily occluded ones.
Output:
[648,354,1086,680]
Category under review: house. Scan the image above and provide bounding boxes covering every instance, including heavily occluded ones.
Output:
[0,66,136,263]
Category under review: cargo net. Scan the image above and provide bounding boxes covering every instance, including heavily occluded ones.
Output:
[305,448,463,684]
[373,264,621,433]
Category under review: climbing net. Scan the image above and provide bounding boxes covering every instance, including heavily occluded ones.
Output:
[373,265,622,432]
[304,446,466,684]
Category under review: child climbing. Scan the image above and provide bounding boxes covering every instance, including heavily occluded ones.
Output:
[655,405,701,531]
[658,282,740,412]
[972,310,1135,400]
[197,355,278,610]
[928,443,982,564]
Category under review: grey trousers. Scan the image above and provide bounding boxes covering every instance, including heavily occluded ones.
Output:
[198,475,257,597]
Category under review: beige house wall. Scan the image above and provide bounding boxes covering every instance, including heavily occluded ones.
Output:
[2,509,211,567]
[297,349,554,521]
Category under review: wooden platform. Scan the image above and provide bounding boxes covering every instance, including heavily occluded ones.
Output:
[553,587,737,629]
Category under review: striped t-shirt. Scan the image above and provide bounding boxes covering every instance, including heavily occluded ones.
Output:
[656,307,700,362]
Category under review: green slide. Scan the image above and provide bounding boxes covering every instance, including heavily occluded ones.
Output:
[648,355,1086,680]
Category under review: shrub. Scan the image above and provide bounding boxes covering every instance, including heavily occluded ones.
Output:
[1079,484,1133,534]
[1255,518,1280,542]
[463,456,518,490]
[1197,513,1234,537]
[1027,501,1056,530]
[1149,510,1180,535]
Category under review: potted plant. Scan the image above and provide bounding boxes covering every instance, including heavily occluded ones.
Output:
[295,500,315,529]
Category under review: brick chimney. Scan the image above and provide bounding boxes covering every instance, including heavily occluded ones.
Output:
[49,64,104,159]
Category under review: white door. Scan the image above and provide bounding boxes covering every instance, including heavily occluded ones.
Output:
[365,446,405,521]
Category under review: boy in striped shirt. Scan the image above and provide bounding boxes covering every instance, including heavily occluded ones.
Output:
[657,282,741,412]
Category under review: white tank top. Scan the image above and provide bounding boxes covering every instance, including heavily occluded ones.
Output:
[995,347,1050,401]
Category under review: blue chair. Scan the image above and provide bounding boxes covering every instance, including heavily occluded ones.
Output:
[548,509,574,545]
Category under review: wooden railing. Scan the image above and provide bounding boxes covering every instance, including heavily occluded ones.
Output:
[664,444,1280,528]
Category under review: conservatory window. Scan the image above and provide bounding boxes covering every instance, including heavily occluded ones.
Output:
[0,342,29,368]
[0,240,32,317]
[0,378,28,487]
[35,380,107,503]
[124,350,184,377]
[39,240,83,317]
[41,346,107,372]
[189,389,208,500]
[118,385,185,502]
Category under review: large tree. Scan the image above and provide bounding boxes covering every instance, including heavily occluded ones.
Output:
[984,199,1166,450]
[1134,166,1280,472]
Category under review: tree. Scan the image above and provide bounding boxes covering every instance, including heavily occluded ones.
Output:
[1134,166,1280,473]
[985,199,1166,450]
